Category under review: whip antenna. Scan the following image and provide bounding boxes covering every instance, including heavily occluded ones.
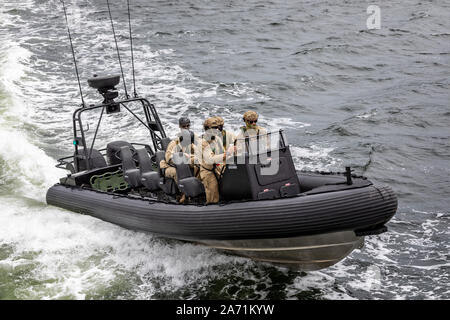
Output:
[127,0,137,97]
[61,0,85,107]
[106,0,129,98]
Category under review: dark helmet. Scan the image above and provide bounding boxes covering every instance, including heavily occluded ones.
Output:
[179,117,191,127]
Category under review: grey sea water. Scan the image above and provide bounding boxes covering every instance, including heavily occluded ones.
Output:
[0,0,449,299]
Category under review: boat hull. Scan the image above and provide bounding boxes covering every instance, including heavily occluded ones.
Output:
[46,181,396,270]
[198,230,364,271]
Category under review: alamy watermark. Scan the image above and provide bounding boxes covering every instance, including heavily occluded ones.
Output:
[173,128,281,176]
[366,5,381,30]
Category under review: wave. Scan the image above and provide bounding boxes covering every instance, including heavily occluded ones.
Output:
[0,34,60,202]
[0,195,246,299]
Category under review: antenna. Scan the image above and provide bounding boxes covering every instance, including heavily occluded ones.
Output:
[127,0,137,97]
[61,0,85,107]
[106,0,129,99]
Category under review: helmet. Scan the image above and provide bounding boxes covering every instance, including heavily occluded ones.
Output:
[203,117,221,142]
[203,117,219,129]
[215,116,224,126]
[214,116,224,131]
[243,110,258,122]
[178,117,191,127]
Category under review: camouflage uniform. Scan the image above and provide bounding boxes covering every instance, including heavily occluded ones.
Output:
[214,116,236,151]
[197,117,232,204]
[160,134,198,182]
[235,110,269,155]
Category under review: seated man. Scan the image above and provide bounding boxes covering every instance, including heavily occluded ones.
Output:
[160,117,198,202]
[214,116,236,151]
[197,117,234,204]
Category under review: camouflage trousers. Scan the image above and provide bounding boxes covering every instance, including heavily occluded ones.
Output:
[165,166,200,184]
[164,167,177,182]
[199,167,219,204]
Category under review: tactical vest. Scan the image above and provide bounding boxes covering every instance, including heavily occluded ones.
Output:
[174,140,195,154]
[202,131,228,154]
[240,126,260,136]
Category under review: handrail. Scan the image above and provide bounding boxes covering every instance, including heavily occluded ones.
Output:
[235,129,287,153]
[70,96,165,171]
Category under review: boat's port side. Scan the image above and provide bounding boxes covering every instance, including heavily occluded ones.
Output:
[197,231,364,271]
[47,182,397,241]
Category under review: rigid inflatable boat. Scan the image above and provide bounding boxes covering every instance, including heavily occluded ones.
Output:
[46,75,397,271]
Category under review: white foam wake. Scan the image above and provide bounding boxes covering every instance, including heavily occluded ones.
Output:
[0,35,60,202]
[0,196,246,299]
[0,129,60,202]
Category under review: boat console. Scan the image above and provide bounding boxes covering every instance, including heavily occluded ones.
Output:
[220,132,301,201]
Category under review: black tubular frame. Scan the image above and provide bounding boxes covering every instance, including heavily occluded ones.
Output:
[67,96,166,171]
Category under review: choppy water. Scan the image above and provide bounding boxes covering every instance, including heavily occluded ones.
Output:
[0,0,449,300]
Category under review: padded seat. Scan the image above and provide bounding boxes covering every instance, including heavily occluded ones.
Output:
[155,150,178,195]
[120,146,141,188]
[74,148,107,172]
[173,152,205,198]
[161,137,172,151]
[107,141,136,165]
[136,148,160,191]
